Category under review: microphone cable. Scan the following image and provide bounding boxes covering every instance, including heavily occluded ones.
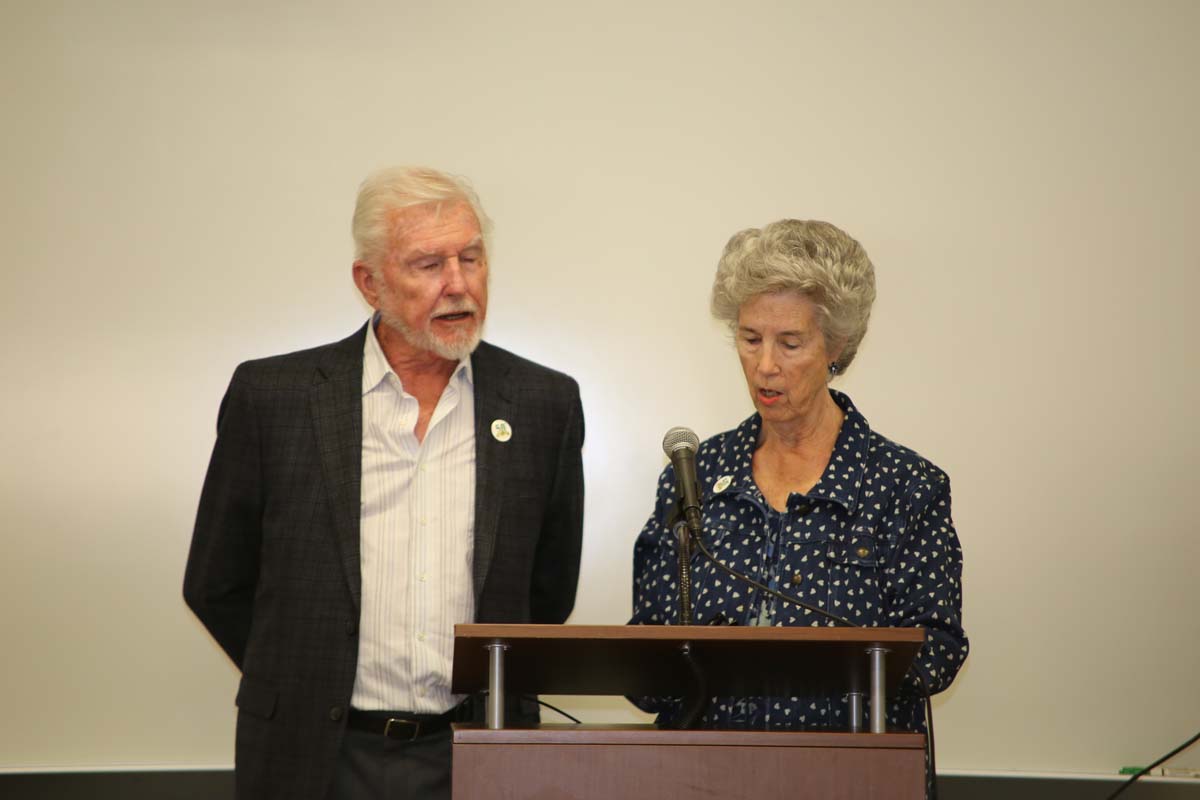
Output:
[911,667,939,800]
[527,695,584,725]
[1102,727,1200,799]
[475,691,585,724]
[677,642,709,729]
[690,532,856,628]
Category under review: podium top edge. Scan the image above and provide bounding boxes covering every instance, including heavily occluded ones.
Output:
[454,623,925,644]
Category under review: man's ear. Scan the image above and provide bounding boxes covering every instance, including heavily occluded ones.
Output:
[352,261,379,308]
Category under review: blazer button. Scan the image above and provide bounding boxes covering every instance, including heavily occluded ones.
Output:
[855,546,871,559]
[346,621,357,637]
[789,573,804,586]
[329,706,344,722]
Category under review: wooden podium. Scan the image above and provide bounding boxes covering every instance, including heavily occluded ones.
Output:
[450,624,927,799]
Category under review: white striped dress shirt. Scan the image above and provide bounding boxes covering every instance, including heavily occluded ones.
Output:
[351,319,476,713]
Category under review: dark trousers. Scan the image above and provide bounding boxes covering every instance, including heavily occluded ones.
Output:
[327,725,452,800]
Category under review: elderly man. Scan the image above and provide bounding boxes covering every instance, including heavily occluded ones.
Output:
[184,167,585,800]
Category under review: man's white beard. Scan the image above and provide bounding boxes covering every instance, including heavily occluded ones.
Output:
[379,306,482,362]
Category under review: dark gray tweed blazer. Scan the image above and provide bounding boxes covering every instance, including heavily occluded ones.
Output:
[183,323,584,800]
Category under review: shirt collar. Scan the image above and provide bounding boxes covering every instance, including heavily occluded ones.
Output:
[712,389,871,513]
[362,313,473,396]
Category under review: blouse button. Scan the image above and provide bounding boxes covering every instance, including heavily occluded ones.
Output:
[789,573,804,586]
[855,546,871,558]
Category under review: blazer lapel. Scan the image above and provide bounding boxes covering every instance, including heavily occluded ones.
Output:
[471,342,513,605]
[311,324,368,610]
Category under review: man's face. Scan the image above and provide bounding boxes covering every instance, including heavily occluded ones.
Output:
[359,200,488,362]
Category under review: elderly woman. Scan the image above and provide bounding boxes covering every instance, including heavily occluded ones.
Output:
[629,220,967,732]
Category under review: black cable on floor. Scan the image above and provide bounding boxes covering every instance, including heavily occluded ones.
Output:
[1102,728,1200,799]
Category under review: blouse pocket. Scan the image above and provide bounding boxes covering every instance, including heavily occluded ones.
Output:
[826,535,886,625]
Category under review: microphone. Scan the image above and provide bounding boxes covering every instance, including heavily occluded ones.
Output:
[662,426,703,542]
[662,427,703,627]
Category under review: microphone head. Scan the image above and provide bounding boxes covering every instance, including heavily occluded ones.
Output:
[662,426,700,457]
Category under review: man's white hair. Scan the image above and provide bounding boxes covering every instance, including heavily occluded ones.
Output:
[351,166,493,268]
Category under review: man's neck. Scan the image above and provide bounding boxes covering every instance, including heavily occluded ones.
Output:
[374,320,464,443]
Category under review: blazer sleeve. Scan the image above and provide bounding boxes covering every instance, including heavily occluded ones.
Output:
[528,379,585,624]
[183,366,264,669]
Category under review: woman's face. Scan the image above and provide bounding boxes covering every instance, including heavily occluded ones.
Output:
[736,290,837,430]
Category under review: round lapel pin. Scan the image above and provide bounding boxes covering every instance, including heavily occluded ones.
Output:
[491,419,513,442]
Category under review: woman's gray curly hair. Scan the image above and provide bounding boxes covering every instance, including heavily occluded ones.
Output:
[710,219,877,373]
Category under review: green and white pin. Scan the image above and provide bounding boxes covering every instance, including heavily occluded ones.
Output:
[491,419,513,442]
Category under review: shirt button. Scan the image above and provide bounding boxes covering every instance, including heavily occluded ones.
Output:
[856,546,871,558]
[417,633,426,642]
[790,573,803,586]
[329,706,344,721]
[420,517,428,525]
[419,572,428,582]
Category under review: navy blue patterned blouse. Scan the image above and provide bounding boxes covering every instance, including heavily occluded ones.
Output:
[629,390,967,731]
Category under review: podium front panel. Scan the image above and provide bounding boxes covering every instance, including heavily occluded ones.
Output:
[452,725,925,800]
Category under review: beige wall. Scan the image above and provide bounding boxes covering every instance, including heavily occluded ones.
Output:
[2,0,1198,776]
